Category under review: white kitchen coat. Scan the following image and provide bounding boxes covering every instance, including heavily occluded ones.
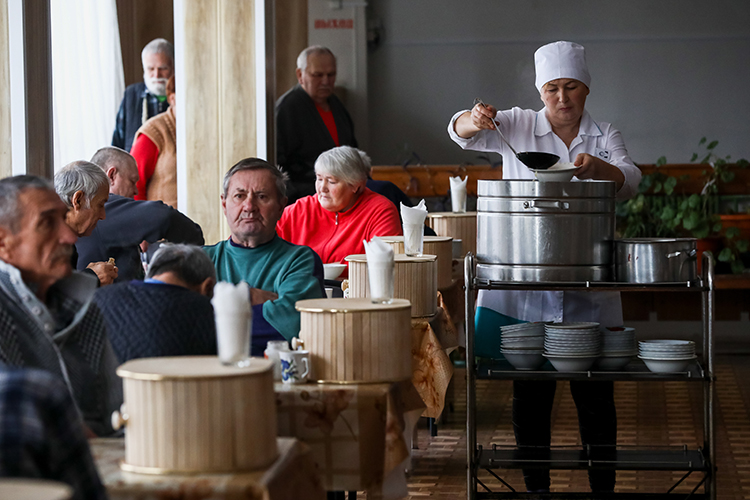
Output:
[448,106,642,336]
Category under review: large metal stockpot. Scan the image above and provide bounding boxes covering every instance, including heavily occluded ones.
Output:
[476,180,616,281]
[615,238,697,283]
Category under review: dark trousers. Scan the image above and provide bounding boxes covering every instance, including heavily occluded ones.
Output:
[512,380,617,492]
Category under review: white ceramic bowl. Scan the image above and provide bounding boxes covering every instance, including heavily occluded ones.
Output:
[323,263,347,280]
[534,165,578,182]
[501,351,546,371]
[639,356,695,373]
[544,355,598,372]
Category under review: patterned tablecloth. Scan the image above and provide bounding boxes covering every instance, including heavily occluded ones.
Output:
[275,379,425,498]
[90,437,325,500]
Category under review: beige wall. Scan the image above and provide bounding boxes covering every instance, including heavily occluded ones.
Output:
[179,1,258,245]
[0,0,10,179]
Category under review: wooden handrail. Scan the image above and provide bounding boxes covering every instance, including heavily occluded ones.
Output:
[370,165,502,198]
[637,163,750,195]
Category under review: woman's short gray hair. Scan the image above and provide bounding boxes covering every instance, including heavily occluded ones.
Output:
[0,175,54,233]
[147,243,216,286]
[141,38,174,67]
[54,161,110,208]
[296,46,335,72]
[314,146,369,187]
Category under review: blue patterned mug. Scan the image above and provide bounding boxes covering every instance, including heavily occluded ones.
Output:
[280,350,310,384]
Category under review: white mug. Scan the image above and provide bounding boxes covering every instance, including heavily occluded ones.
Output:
[280,350,310,384]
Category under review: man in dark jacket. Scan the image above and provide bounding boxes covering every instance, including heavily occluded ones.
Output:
[111,38,173,152]
[275,46,357,202]
[78,146,204,283]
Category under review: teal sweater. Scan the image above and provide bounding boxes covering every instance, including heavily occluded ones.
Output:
[204,236,324,340]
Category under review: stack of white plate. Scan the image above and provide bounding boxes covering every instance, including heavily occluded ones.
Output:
[500,323,546,370]
[543,322,601,371]
[638,340,696,373]
[595,327,637,370]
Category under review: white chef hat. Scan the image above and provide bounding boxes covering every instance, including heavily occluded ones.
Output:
[534,41,591,92]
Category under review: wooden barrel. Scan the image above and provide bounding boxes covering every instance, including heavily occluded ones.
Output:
[426,212,477,257]
[345,254,437,317]
[379,235,453,289]
[296,298,412,383]
[116,356,277,474]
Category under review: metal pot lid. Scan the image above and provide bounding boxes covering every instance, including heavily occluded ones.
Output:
[616,238,697,244]
[477,179,616,198]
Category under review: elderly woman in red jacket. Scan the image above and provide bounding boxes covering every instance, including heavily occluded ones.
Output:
[276,145,402,277]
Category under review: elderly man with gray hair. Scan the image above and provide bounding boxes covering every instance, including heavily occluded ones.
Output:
[0,175,123,436]
[275,45,357,202]
[93,244,217,363]
[54,161,117,285]
[112,38,174,152]
[78,147,204,283]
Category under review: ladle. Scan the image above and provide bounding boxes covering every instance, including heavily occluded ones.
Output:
[473,98,560,170]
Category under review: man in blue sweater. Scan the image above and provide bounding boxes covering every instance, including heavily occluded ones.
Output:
[203,158,325,355]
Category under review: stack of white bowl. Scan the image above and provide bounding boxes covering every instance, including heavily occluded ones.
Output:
[638,340,696,373]
[500,323,546,370]
[543,322,601,371]
[595,327,637,370]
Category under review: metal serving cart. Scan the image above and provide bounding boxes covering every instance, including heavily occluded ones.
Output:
[464,252,716,500]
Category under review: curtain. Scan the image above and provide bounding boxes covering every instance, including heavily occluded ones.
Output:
[51,0,124,171]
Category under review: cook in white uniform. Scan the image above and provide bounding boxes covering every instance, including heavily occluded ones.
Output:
[448,41,642,493]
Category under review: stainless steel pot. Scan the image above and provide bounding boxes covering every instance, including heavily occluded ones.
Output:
[615,238,697,283]
[476,180,616,281]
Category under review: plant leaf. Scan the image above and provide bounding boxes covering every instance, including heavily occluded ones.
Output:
[718,247,733,262]
[707,140,719,150]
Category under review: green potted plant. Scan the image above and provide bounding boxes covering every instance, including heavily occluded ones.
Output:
[616,138,749,274]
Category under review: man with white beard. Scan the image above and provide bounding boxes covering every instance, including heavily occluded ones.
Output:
[111,38,174,152]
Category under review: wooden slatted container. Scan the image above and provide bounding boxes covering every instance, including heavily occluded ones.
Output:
[115,356,277,474]
[379,235,453,289]
[296,298,412,383]
[427,212,477,258]
[345,254,438,317]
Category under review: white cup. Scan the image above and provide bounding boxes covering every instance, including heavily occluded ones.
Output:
[368,259,394,304]
[264,340,290,381]
[280,350,310,384]
[451,187,467,213]
[215,308,252,366]
[403,223,424,256]
[325,287,334,299]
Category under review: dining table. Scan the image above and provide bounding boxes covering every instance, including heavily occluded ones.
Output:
[89,436,325,500]
[275,379,424,499]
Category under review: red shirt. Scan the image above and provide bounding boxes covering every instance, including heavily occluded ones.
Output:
[130,134,160,200]
[315,104,339,146]
[276,189,403,277]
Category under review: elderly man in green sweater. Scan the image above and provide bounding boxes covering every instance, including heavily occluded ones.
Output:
[204,158,325,355]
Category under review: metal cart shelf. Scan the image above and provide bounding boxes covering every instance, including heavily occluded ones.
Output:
[464,253,716,500]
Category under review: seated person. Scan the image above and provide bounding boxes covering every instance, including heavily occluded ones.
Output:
[0,175,123,436]
[79,146,204,282]
[0,367,107,500]
[359,149,437,236]
[54,161,117,285]
[93,243,217,363]
[203,158,324,355]
[276,146,403,277]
